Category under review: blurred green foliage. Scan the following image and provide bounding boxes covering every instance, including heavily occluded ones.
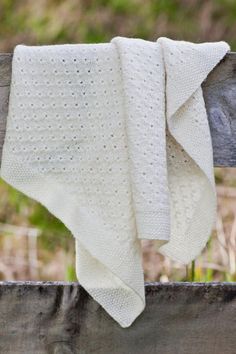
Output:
[1,0,236,51]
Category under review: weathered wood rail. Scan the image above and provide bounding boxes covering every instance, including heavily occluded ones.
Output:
[0,282,235,354]
[0,54,235,353]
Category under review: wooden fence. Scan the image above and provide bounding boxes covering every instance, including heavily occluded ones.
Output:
[0,53,235,354]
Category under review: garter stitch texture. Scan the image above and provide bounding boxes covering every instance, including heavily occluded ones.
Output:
[0,37,230,328]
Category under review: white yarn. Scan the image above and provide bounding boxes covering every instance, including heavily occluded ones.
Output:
[0,37,230,327]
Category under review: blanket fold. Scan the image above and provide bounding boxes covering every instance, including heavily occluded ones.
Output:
[0,37,230,327]
[111,37,170,245]
[156,37,229,262]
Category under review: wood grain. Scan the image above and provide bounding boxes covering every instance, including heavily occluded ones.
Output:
[0,53,236,166]
[0,281,234,354]
[202,52,236,166]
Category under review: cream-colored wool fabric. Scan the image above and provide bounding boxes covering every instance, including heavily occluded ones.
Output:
[0,37,230,327]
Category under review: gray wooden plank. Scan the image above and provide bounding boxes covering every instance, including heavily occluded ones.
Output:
[0,281,234,354]
[0,53,236,166]
[202,52,236,167]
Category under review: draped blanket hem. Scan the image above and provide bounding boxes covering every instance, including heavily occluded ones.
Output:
[1,155,145,328]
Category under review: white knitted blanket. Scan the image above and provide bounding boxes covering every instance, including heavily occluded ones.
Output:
[0,37,230,327]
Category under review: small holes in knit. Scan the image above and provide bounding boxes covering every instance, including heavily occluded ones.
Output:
[112,38,169,213]
[7,43,135,241]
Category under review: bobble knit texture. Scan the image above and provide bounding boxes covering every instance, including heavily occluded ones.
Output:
[0,37,230,327]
